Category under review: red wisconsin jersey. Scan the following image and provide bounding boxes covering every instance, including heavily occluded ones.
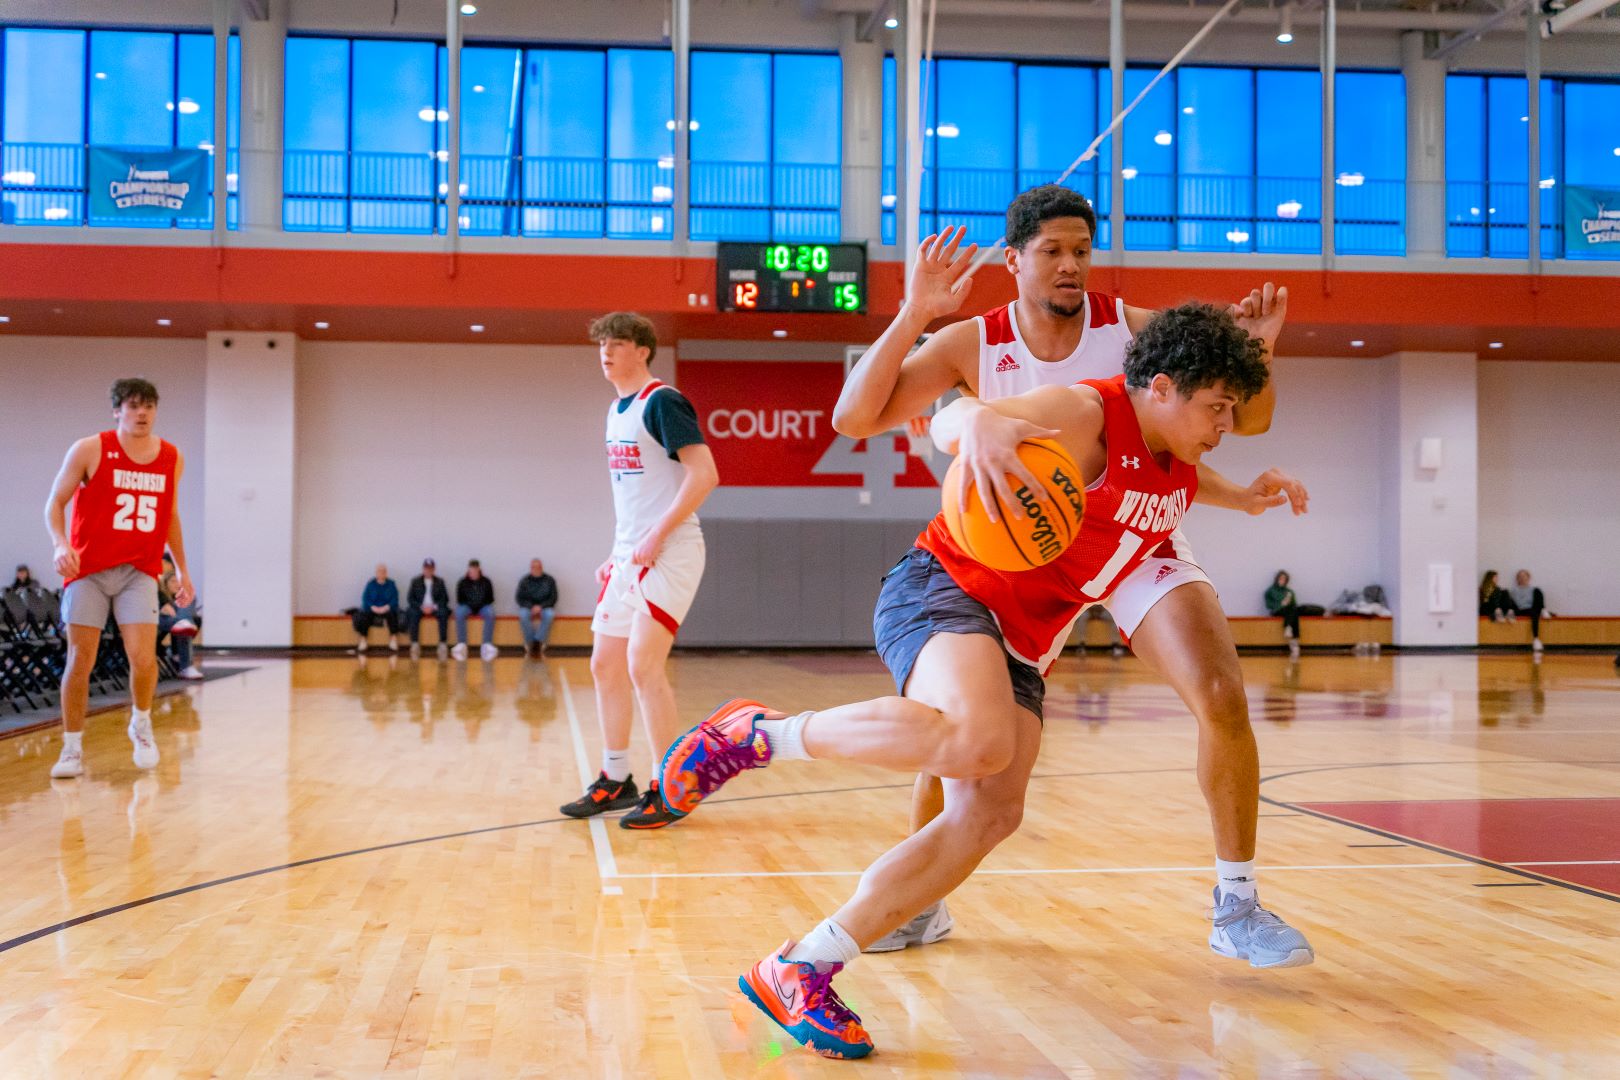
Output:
[67,430,179,585]
[918,376,1198,673]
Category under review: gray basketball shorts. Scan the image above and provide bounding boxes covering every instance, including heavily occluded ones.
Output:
[62,565,160,627]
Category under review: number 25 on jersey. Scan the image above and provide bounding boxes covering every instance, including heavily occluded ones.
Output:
[112,493,159,532]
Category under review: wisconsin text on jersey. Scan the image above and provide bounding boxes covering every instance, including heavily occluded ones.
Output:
[1113,489,1189,534]
[112,470,168,493]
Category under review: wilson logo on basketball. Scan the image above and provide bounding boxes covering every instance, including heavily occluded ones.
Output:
[995,354,1020,373]
[1013,484,1065,562]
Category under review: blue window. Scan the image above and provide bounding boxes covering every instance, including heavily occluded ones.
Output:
[1334,71,1405,255]
[2,27,236,228]
[520,48,606,237]
[1447,74,1563,258]
[456,47,520,235]
[1563,81,1620,260]
[607,48,673,238]
[1018,64,1109,248]
[688,50,839,242]
[1175,67,1254,252]
[1256,69,1320,253]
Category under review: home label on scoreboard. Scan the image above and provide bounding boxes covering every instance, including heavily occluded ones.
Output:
[716,242,867,314]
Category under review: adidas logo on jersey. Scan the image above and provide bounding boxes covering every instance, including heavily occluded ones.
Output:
[995,354,1021,373]
[1155,564,1177,584]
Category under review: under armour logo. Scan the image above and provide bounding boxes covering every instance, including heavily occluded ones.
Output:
[108,452,120,459]
[994,354,1020,373]
[1121,455,1140,469]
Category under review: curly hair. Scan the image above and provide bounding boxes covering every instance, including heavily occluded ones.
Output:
[1005,184,1098,250]
[588,311,658,365]
[110,377,159,408]
[1123,302,1269,402]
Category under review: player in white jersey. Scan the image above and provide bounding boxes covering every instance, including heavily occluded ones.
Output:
[832,184,1288,951]
[561,312,719,829]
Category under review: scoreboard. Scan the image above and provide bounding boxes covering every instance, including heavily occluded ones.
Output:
[715,242,866,314]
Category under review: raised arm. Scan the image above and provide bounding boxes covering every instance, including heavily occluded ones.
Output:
[1194,463,1309,516]
[833,226,982,438]
[43,436,98,580]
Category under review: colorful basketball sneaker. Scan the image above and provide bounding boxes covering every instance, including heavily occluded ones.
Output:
[1209,887,1315,969]
[738,941,874,1059]
[658,698,774,818]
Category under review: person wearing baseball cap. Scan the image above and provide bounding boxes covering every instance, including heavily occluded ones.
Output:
[404,557,452,658]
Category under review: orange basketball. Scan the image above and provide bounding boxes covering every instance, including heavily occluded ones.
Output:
[941,437,1087,571]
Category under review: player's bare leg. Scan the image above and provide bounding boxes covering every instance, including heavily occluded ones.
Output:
[562,632,642,818]
[51,624,103,778]
[119,621,161,769]
[626,611,679,760]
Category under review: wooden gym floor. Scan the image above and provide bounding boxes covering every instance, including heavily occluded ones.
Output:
[2,650,1617,1077]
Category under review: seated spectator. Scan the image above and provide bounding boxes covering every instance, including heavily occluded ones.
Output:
[1479,570,1516,623]
[1265,570,1302,644]
[158,552,204,680]
[352,563,403,653]
[1507,569,1553,652]
[516,558,558,659]
[454,559,498,661]
[405,558,452,658]
[7,564,46,599]
[1073,603,1125,659]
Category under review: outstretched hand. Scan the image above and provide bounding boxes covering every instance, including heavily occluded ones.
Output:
[905,226,980,322]
[1242,468,1309,517]
[1229,282,1288,347]
[956,409,1061,525]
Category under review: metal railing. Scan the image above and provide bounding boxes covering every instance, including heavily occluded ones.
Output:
[0,141,238,229]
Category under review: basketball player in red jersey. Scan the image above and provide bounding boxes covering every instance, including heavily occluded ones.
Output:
[658,304,1312,1059]
[837,185,1288,951]
[43,378,192,779]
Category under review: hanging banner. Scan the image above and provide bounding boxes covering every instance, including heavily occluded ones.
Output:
[1564,185,1620,258]
[88,148,208,220]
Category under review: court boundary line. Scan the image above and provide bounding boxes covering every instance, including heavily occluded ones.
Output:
[559,667,620,889]
[8,758,1618,957]
[1259,762,1620,904]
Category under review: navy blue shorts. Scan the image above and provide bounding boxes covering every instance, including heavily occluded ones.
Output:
[872,546,1046,722]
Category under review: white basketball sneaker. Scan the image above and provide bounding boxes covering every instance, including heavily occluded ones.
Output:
[51,744,84,779]
[451,642,468,660]
[1209,888,1314,968]
[128,713,160,769]
[480,642,498,661]
[863,901,955,953]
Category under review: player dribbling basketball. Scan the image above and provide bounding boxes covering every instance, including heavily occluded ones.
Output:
[657,302,1313,1060]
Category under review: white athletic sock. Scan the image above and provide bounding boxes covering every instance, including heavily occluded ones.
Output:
[602,748,632,783]
[756,711,814,761]
[1216,858,1258,903]
[130,707,151,725]
[784,918,860,972]
[63,731,83,753]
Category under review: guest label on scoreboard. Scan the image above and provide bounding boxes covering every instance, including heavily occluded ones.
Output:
[716,242,867,314]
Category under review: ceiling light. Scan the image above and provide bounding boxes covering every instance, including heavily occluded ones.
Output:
[470,324,485,333]
[1539,177,1556,189]
[1613,147,1620,156]
[44,207,71,220]
[1182,106,1195,115]
[1336,172,1365,187]
[460,3,477,13]
[650,214,665,231]
[0,316,10,323]
[419,107,437,122]
[651,184,673,202]
[1350,339,1365,348]
[472,84,485,93]
[314,321,330,330]
[936,123,960,138]
[94,71,107,80]
[1276,199,1302,219]
[3,170,37,186]
[1121,166,1138,180]
[157,318,172,326]
[1520,115,1529,122]
[1225,229,1250,244]
[885,17,899,28]
[1488,341,1503,349]
[1154,130,1172,146]
[772,329,788,338]
[1276,3,1294,43]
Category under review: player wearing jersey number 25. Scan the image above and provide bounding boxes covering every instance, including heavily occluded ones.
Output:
[658,303,1314,1060]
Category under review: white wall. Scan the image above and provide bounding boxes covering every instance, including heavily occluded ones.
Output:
[1180,355,1385,616]
[0,335,207,592]
[293,341,617,618]
[1479,360,1620,615]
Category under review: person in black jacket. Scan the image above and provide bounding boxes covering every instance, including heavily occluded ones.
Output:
[404,558,452,658]
[516,558,559,658]
[454,559,497,661]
